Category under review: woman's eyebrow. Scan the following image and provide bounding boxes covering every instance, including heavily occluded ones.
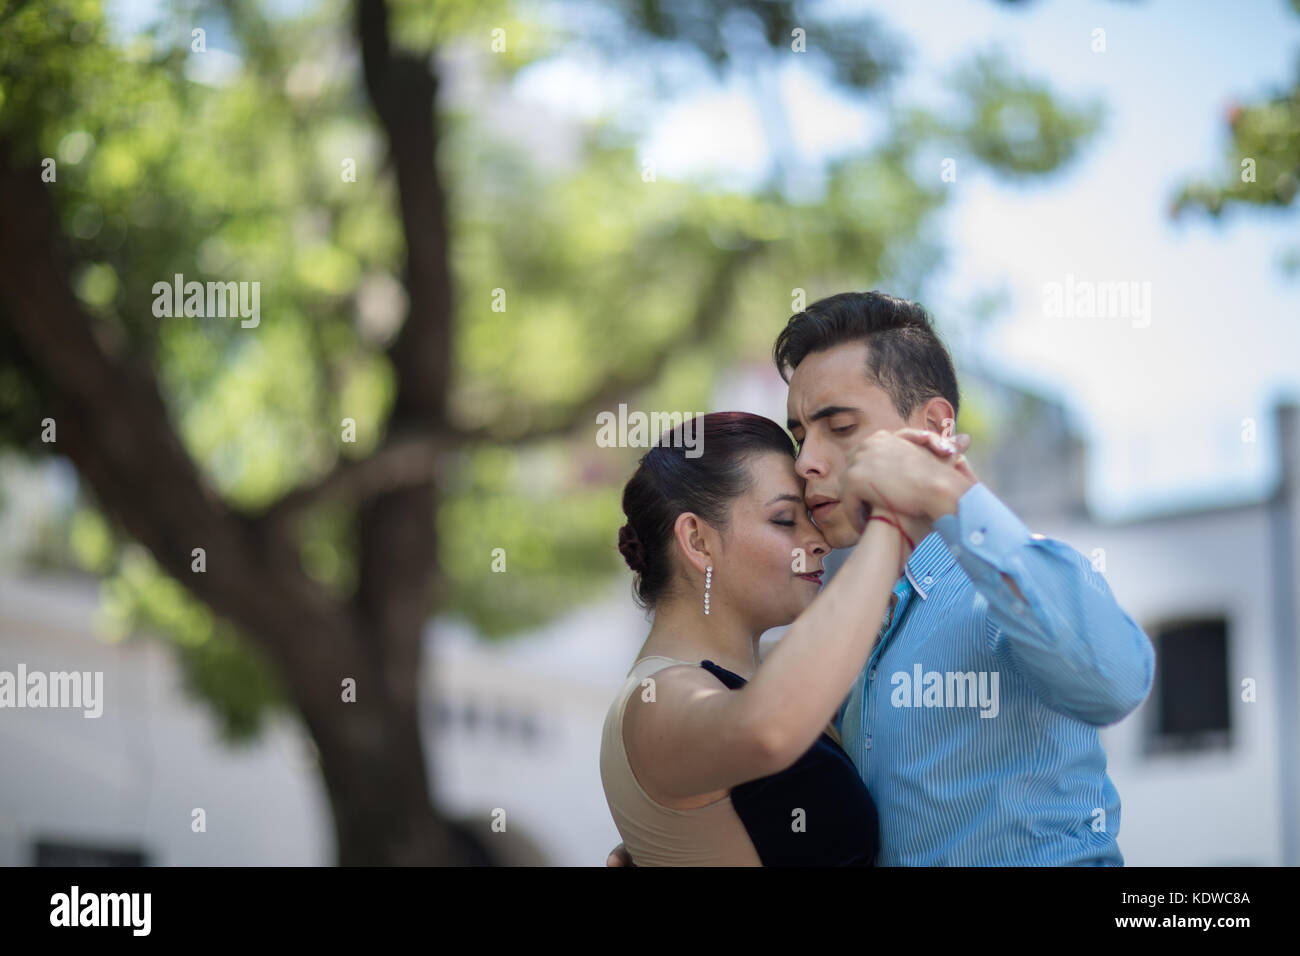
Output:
[764,493,805,506]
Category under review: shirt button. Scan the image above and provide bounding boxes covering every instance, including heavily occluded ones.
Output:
[969,530,985,546]
[1013,600,1027,615]
[868,667,876,680]
[922,575,933,587]
[864,735,872,750]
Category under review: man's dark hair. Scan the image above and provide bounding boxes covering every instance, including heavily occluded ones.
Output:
[772,291,960,419]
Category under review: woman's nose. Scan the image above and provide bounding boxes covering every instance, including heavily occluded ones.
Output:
[805,533,829,556]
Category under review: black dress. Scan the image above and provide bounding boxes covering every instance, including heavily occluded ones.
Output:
[700,660,879,866]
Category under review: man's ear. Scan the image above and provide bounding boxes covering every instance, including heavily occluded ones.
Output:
[672,512,713,575]
[916,396,957,437]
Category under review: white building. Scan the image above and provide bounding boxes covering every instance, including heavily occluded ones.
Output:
[0,572,333,866]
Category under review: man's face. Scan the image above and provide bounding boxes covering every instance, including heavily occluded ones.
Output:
[786,342,915,549]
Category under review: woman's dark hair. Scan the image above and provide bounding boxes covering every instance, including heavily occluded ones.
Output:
[773,290,960,418]
[617,411,795,608]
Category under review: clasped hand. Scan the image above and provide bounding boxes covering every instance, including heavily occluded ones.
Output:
[839,428,976,546]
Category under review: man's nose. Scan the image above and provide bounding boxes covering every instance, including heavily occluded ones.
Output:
[795,443,825,480]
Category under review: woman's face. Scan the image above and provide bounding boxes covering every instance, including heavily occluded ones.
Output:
[711,451,831,632]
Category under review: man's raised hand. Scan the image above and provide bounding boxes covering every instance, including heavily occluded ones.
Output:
[840,428,975,541]
[895,428,977,483]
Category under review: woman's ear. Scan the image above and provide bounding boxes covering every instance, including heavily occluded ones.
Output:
[672,512,713,575]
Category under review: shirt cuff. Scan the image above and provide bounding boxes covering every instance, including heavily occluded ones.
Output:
[932,482,1032,571]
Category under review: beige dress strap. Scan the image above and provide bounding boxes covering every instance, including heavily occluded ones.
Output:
[625,654,701,677]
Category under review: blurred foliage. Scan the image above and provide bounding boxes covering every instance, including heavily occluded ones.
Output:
[1172,0,1300,271]
[99,545,287,740]
[1174,63,1300,216]
[1,0,1102,734]
[953,54,1103,176]
[588,0,905,92]
[896,52,1104,181]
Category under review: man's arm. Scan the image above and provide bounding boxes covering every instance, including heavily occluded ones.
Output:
[847,429,1154,727]
[929,482,1155,726]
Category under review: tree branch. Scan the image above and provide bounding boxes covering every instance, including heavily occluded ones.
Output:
[358,0,453,426]
[0,137,348,661]
[446,236,767,445]
[258,433,447,526]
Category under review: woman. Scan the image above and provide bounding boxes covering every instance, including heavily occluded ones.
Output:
[599,411,958,866]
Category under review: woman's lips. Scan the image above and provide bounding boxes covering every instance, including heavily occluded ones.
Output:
[810,500,839,517]
[797,571,824,585]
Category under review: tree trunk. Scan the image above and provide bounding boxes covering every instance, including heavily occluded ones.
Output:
[284,617,494,866]
[0,140,493,865]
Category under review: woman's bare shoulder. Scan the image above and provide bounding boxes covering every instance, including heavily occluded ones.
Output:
[621,661,731,739]
[621,662,733,809]
[628,660,726,698]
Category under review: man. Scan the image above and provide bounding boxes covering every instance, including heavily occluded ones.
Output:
[609,290,1154,865]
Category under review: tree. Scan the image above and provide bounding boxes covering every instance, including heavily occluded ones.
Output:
[1172,0,1300,271]
[0,0,1100,863]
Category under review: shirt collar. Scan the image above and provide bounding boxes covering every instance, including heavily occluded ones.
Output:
[902,530,957,601]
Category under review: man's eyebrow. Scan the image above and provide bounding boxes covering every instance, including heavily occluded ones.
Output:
[786,405,859,431]
[764,493,804,506]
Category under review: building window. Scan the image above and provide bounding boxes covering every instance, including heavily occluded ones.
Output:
[34,839,149,866]
[429,695,541,748]
[433,698,455,728]
[1145,616,1231,755]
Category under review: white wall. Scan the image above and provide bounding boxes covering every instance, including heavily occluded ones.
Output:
[422,592,646,866]
[0,574,333,866]
[1042,507,1284,865]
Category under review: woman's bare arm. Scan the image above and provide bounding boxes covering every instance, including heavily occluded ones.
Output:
[623,519,903,802]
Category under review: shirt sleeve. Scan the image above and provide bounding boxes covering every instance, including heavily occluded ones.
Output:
[931,483,1155,726]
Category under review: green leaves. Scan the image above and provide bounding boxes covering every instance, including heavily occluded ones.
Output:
[1173,63,1300,217]
[949,53,1104,178]
[1,0,1113,730]
[1169,2,1299,272]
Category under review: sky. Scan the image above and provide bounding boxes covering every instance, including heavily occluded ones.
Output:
[880,0,1300,520]
[103,0,1300,520]
[519,0,1300,520]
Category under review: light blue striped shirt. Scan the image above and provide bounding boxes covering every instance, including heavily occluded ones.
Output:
[831,483,1154,865]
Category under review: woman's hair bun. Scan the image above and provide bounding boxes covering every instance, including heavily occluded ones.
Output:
[617,523,647,574]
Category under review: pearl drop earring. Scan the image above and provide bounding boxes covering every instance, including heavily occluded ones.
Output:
[704,566,712,616]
